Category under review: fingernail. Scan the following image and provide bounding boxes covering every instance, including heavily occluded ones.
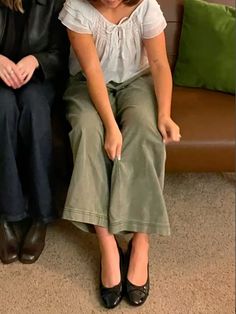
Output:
[163,139,166,144]
[117,156,121,161]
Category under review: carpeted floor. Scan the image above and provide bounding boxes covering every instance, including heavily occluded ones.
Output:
[0,173,235,314]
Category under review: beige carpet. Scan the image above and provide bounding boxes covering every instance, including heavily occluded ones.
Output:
[0,173,235,314]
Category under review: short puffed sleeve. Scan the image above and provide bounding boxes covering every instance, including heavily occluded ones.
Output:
[142,0,167,39]
[58,0,92,34]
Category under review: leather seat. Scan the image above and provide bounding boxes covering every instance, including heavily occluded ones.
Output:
[166,86,235,171]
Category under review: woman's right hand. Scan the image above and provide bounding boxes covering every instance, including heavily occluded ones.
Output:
[0,55,24,88]
[104,124,123,161]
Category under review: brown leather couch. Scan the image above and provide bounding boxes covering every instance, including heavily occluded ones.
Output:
[53,0,235,176]
[160,0,235,172]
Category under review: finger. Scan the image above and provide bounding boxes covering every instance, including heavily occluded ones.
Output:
[17,66,27,77]
[170,128,181,142]
[22,74,28,82]
[174,133,181,142]
[16,65,25,76]
[172,126,181,142]
[110,148,116,161]
[168,128,178,142]
[109,147,116,161]
[21,71,28,80]
[0,71,12,87]
[23,71,33,84]
[105,145,114,161]
[8,66,24,84]
[175,126,181,141]
[16,64,28,82]
[116,144,122,160]
[158,125,168,143]
[8,70,22,88]
[2,69,17,87]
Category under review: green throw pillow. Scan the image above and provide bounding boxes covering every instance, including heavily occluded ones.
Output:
[174,0,235,94]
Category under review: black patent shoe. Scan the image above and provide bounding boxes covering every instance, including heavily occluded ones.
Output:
[100,245,124,309]
[19,220,47,264]
[0,220,19,264]
[125,240,150,306]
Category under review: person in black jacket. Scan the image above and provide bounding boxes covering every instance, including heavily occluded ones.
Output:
[0,0,68,264]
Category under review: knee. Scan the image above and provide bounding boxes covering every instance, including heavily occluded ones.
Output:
[122,107,165,159]
[123,105,156,128]
[19,85,50,118]
[0,90,18,122]
[68,111,104,148]
[69,110,103,135]
[24,101,50,119]
[123,108,160,139]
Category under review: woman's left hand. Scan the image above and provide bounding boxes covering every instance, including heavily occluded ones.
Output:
[158,116,181,144]
[16,55,39,85]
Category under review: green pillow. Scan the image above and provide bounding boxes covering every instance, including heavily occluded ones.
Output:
[174,0,235,94]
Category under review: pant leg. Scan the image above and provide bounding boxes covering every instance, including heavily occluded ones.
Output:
[62,75,115,233]
[16,79,56,223]
[0,85,27,221]
[109,74,170,235]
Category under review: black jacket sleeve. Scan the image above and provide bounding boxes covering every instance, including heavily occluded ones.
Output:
[32,0,69,81]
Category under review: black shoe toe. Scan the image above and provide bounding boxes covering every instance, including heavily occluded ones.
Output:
[19,221,46,264]
[0,220,19,264]
[101,283,123,309]
[126,279,149,306]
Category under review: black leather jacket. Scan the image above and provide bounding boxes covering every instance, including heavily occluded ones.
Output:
[0,0,68,81]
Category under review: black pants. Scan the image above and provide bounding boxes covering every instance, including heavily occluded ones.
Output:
[0,79,57,223]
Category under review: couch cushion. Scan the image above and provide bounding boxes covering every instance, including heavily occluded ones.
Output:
[166,86,235,171]
[173,0,235,94]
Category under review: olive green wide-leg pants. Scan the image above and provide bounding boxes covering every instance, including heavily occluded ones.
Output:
[63,73,170,235]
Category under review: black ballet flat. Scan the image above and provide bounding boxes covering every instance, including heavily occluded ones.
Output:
[100,245,124,309]
[125,240,150,306]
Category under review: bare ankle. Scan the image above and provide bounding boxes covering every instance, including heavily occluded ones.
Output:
[132,233,149,250]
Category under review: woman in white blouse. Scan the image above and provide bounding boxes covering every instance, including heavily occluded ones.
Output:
[59,0,180,308]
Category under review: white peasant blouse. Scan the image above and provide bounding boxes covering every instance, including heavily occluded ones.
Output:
[59,0,167,83]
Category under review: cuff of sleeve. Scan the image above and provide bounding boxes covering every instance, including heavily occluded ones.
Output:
[142,20,167,39]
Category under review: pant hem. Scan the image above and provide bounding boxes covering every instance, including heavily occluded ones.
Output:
[0,213,58,224]
[1,212,28,222]
[63,207,170,235]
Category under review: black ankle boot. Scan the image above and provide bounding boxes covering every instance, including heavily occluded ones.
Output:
[100,245,124,309]
[19,220,47,264]
[125,240,150,306]
[0,220,19,264]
